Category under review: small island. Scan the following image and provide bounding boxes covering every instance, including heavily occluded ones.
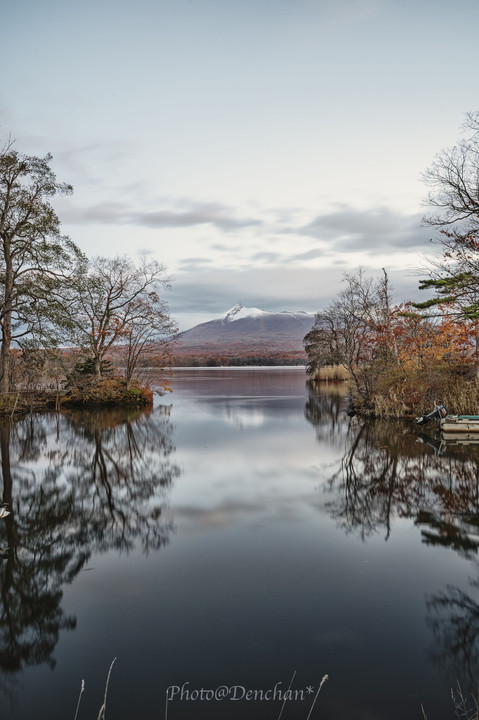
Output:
[0,143,176,417]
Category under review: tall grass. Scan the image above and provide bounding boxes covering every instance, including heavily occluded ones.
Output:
[73,658,117,720]
[311,365,351,382]
[451,680,479,720]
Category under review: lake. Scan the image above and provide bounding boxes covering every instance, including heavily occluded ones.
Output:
[1,367,478,719]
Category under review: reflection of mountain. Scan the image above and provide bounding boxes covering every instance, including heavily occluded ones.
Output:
[223,406,266,429]
[0,407,179,676]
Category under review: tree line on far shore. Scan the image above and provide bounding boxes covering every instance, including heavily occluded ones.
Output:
[304,112,479,418]
[0,140,176,409]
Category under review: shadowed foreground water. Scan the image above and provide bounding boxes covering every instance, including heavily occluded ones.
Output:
[0,367,478,719]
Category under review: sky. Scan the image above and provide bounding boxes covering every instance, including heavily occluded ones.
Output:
[2,0,479,330]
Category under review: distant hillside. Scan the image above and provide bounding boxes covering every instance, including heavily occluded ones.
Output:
[172,303,315,366]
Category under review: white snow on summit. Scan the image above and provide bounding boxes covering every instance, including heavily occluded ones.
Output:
[222,303,268,322]
[222,302,314,323]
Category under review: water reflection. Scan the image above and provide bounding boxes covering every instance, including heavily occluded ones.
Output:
[306,382,479,696]
[426,568,479,687]
[304,382,348,446]
[0,406,179,675]
[4,371,479,718]
[305,383,479,545]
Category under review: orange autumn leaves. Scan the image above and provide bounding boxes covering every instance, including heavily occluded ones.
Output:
[377,304,479,373]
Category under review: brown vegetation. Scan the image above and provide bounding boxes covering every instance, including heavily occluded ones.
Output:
[305,270,479,418]
[61,375,153,408]
[310,364,351,382]
[0,376,154,418]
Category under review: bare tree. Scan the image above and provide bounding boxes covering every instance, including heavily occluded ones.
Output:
[423,111,479,232]
[304,269,395,404]
[417,112,479,319]
[119,294,177,388]
[66,255,176,379]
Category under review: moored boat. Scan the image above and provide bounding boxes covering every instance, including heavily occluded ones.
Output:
[416,404,479,435]
[440,415,479,433]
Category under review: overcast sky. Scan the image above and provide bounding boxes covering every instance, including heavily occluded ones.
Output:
[3,0,479,329]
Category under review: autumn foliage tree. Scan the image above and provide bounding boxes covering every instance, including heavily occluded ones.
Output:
[360,305,479,415]
[391,305,478,372]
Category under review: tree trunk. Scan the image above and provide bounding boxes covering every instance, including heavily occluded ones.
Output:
[94,355,101,379]
[381,268,399,363]
[0,332,11,394]
[0,422,12,507]
[0,240,13,394]
[0,422,16,561]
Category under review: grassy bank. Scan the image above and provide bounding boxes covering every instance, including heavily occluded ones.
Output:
[310,362,479,419]
[368,369,479,419]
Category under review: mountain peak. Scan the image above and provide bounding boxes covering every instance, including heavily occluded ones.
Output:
[223,303,267,323]
[224,302,244,318]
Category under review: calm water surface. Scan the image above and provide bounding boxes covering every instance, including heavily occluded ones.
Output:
[1,367,479,719]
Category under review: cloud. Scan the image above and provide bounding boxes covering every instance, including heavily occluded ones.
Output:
[61,201,125,224]
[177,257,215,271]
[297,205,425,251]
[210,242,241,252]
[251,251,284,262]
[289,248,325,262]
[59,195,426,261]
[249,248,328,265]
[60,199,263,232]
[131,207,261,231]
[178,257,214,265]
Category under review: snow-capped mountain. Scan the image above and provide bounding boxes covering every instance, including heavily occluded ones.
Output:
[173,303,315,364]
[221,303,312,324]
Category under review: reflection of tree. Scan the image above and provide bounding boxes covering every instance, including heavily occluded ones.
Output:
[305,385,479,689]
[65,407,178,553]
[325,421,406,541]
[304,381,349,446]
[417,511,479,556]
[305,384,479,545]
[0,405,179,675]
[426,572,479,692]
